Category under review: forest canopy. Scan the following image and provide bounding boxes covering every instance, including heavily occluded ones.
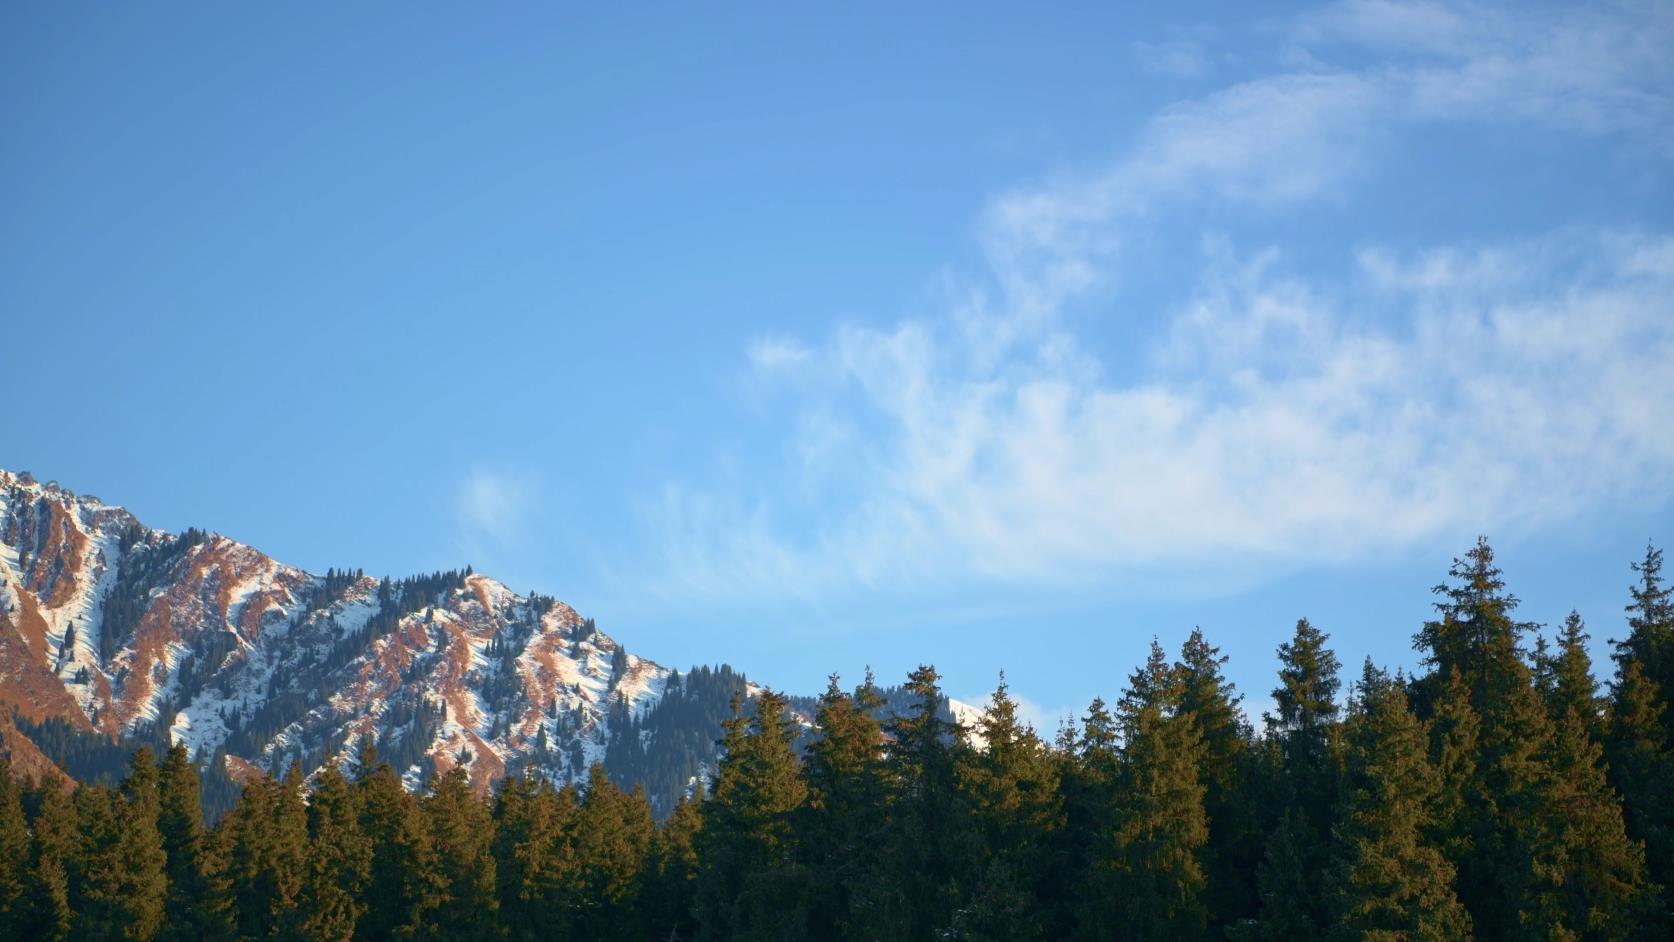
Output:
[1,537,1671,941]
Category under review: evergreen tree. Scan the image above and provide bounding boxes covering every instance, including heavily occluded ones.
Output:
[1425,668,1480,874]
[1607,659,1674,921]
[852,665,974,940]
[799,672,888,941]
[1540,612,1604,741]
[490,774,579,941]
[643,791,703,942]
[695,691,809,941]
[1061,697,1121,940]
[574,765,654,940]
[1531,705,1656,939]
[1176,627,1258,927]
[1610,543,1674,902]
[355,758,441,939]
[67,751,168,942]
[155,745,231,942]
[1083,643,1210,940]
[0,760,30,938]
[220,767,309,941]
[23,780,75,942]
[954,676,1062,941]
[1251,618,1343,939]
[421,767,498,941]
[301,764,371,942]
[1324,661,1470,941]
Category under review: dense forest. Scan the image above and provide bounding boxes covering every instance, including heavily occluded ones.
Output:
[2,537,1673,940]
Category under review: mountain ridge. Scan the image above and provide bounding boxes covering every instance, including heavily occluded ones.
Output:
[0,467,978,816]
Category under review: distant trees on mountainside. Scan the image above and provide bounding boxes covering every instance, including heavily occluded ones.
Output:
[2,537,1672,940]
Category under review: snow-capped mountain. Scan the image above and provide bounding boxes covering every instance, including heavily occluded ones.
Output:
[0,468,682,800]
[0,467,982,813]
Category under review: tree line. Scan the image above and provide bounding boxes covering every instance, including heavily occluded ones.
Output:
[1,537,1672,940]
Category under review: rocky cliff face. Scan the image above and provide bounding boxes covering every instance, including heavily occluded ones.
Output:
[0,468,672,800]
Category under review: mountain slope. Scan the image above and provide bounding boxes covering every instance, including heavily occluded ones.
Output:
[0,468,685,806]
[0,467,980,817]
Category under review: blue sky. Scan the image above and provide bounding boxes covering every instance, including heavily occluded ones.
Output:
[5,1,1672,729]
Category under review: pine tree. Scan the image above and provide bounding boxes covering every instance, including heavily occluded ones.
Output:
[491,774,579,941]
[68,750,168,942]
[1324,661,1470,941]
[954,676,1062,941]
[355,758,441,939]
[1539,612,1604,741]
[1251,618,1342,939]
[24,781,74,942]
[0,760,30,938]
[300,764,370,942]
[695,691,810,941]
[574,765,654,940]
[1610,543,1674,902]
[799,672,888,941]
[156,745,231,942]
[1177,628,1258,927]
[422,767,498,941]
[643,791,702,942]
[1082,643,1210,940]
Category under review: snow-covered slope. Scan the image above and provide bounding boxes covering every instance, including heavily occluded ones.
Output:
[0,468,671,797]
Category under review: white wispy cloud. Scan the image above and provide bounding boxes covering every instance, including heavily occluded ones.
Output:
[458,466,541,567]
[641,0,1674,603]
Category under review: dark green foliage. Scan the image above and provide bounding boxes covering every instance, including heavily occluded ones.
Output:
[956,676,1062,941]
[798,673,888,940]
[1324,661,1470,940]
[8,536,1674,939]
[422,767,497,941]
[695,691,810,940]
[1250,618,1342,939]
[1096,641,1211,940]
[0,761,31,939]
[299,765,369,942]
[69,751,168,941]
[155,746,230,942]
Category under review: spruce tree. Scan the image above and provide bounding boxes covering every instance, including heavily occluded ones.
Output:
[574,765,654,940]
[422,767,498,941]
[1540,612,1604,741]
[1083,642,1209,940]
[301,764,371,942]
[1610,543,1674,901]
[1061,697,1121,941]
[221,767,309,941]
[23,780,74,942]
[156,745,231,942]
[0,760,29,938]
[855,665,975,940]
[1252,618,1342,939]
[1324,661,1470,941]
[799,672,888,941]
[1607,659,1674,919]
[954,676,1062,941]
[643,792,702,942]
[355,758,441,939]
[1177,628,1258,927]
[695,691,809,941]
[1530,705,1656,939]
[491,774,579,941]
[68,751,168,942]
